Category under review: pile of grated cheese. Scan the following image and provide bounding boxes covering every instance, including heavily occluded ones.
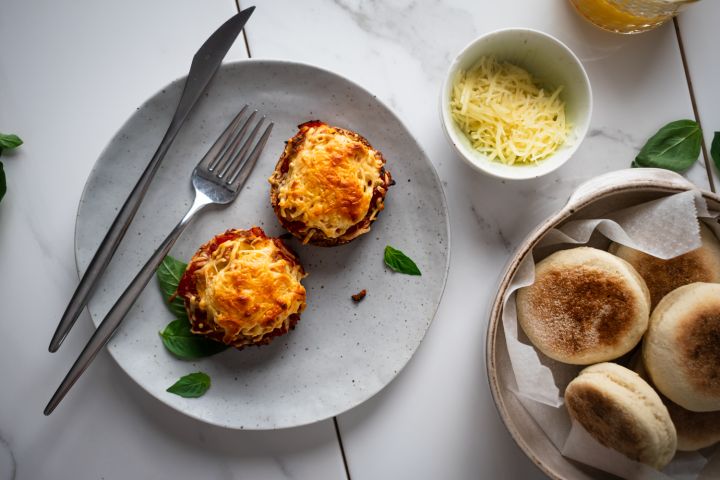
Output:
[450,56,571,165]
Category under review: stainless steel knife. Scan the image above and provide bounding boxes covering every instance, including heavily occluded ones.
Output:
[48,6,255,352]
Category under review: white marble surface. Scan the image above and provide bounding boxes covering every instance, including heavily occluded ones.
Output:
[678,1,720,192]
[242,1,711,479]
[0,0,715,478]
[0,1,344,479]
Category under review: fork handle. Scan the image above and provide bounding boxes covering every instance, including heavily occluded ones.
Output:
[44,193,210,415]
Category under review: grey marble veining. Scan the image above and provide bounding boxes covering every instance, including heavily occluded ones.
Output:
[243,1,713,479]
[0,432,16,480]
[470,204,512,252]
[0,1,349,479]
[1,0,717,478]
[587,127,642,150]
[331,0,476,82]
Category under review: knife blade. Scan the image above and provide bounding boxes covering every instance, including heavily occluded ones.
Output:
[48,6,255,352]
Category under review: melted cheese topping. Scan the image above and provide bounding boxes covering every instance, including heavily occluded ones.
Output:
[193,235,306,343]
[450,56,571,165]
[275,124,384,239]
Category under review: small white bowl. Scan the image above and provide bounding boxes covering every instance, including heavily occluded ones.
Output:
[440,28,593,180]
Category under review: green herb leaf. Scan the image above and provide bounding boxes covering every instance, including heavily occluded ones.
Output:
[711,132,720,172]
[0,162,5,203]
[157,255,188,318]
[166,372,211,398]
[384,245,421,276]
[157,256,227,359]
[0,133,22,150]
[0,133,22,204]
[159,318,228,359]
[633,120,702,172]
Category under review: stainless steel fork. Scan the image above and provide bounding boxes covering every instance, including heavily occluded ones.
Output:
[44,106,273,415]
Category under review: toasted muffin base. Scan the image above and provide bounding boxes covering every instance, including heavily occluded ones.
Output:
[666,397,720,451]
[643,282,720,412]
[268,120,393,247]
[565,362,677,469]
[517,247,650,365]
[633,355,720,451]
[610,223,720,309]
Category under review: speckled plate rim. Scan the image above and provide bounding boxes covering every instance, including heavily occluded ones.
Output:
[73,59,451,430]
[485,168,720,478]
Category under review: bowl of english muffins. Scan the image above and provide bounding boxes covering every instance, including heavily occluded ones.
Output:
[486,168,720,479]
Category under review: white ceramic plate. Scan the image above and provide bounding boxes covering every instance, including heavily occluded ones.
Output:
[75,60,450,429]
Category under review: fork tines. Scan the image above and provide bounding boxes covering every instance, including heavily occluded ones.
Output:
[198,106,273,189]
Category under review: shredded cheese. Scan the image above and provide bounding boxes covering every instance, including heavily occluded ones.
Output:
[450,56,571,165]
[275,124,383,239]
[194,234,306,344]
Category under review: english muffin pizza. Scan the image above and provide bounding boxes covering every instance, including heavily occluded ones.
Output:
[176,227,307,349]
[268,121,393,246]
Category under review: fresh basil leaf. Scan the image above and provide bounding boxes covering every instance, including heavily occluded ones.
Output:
[157,256,227,359]
[159,318,227,359]
[166,371,210,398]
[384,245,421,276]
[633,120,702,172]
[0,133,22,150]
[157,255,188,318]
[711,132,720,172]
[0,162,5,203]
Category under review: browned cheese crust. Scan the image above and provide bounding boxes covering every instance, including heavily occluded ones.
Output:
[177,227,306,349]
[268,120,393,246]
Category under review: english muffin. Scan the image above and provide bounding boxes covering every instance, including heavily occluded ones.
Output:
[633,356,720,451]
[176,227,307,349]
[268,121,393,246]
[609,223,720,309]
[517,247,650,364]
[643,282,720,412]
[564,362,677,470]
[663,395,720,451]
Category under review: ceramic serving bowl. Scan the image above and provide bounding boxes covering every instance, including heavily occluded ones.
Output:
[486,168,720,479]
[440,28,592,180]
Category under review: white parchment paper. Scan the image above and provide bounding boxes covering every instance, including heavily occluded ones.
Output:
[502,190,720,479]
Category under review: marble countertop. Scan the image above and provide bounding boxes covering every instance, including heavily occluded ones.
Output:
[1,1,717,479]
